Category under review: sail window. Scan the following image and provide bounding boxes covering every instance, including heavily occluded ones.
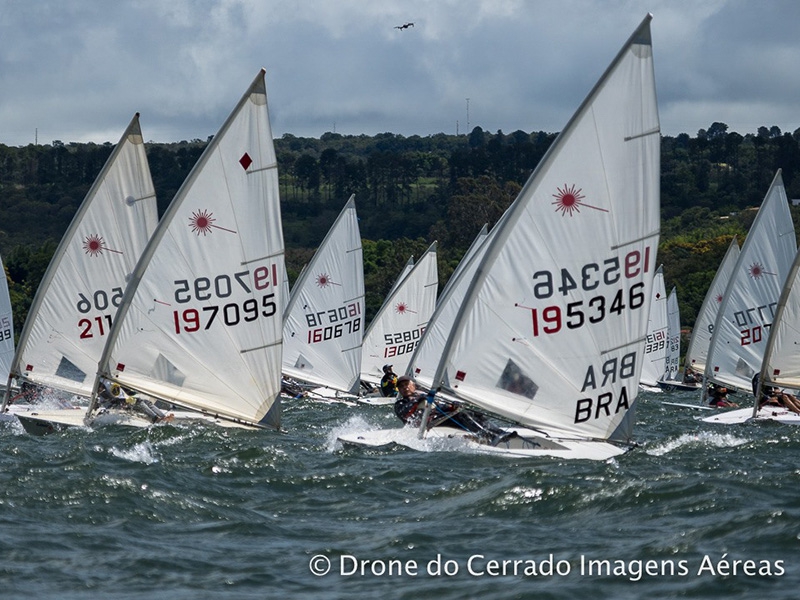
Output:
[497,359,538,399]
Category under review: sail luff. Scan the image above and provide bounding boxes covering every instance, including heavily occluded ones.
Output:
[437,224,488,302]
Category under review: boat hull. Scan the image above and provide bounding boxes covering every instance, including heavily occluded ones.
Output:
[700,406,800,425]
[338,426,631,460]
[15,408,259,435]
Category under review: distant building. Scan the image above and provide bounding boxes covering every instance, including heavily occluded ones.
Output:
[791,199,800,207]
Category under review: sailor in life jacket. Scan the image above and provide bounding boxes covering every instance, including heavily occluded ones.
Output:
[393,375,514,445]
[98,379,173,423]
[380,364,399,397]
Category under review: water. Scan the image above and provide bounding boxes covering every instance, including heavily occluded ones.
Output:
[1,391,798,599]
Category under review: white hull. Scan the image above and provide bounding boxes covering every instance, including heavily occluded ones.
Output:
[14,407,259,435]
[700,406,800,425]
[302,386,359,406]
[338,426,631,460]
[356,393,395,406]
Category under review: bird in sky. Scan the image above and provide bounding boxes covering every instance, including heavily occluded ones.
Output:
[394,22,414,30]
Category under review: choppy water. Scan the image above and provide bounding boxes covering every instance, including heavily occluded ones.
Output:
[1,390,798,599]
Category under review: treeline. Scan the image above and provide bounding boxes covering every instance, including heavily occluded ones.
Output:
[1,122,800,331]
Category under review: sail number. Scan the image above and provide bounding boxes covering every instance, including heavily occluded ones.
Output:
[76,287,124,313]
[173,265,279,304]
[733,303,776,346]
[171,264,281,334]
[644,330,667,354]
[173,294,276,333]
[0,316,11,342]
[530,250,651,299]
[383,327,424,358]
[304,302,362,344]
[75,288,124,339]
[305,302,361,327]
[525,283,645,337]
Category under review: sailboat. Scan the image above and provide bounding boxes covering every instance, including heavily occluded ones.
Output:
[700,171,797,425]
[657,287,685,389]
[2,114,159,424]
[703,171,796,391]
[0,253,16,420]
[340,14,660,460]
[282,196,365,403]
[17,69,284,433]
[745,247,800,424]
[0,255,14,382]
[359,242,438,389]
[639,266,668,392]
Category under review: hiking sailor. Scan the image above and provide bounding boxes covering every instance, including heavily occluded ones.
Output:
[393,375,513,445]
[98,379,174,423]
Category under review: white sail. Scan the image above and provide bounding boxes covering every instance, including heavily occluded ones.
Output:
[758,247,800,391]
[705,170,796,391]
[0,254,14,382]
[282,196,364,394]
[640,266,668,389]
[91,69,283,428]
[388,256,414,298]
[2,114,158,402]
[683,237,740,377]
[408,225,493,390]
[437,224,489,302]
[430,15,660,443]
[360,243,438,385]
[662,287,681,382]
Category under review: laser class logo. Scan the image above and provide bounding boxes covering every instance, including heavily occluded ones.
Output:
[747,261,777,279]
[316,273,341,288]
[395,302,416,315]
[188,209,237,236]
[551,184,608,216]
[82,234,122,257]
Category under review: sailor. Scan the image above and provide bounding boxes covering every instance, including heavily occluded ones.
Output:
[98,379,173,423]
[707,383,737,408]
[393,375,513,444]
[380,364,399,397]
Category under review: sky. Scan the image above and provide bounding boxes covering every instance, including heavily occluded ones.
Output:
[1,0,799,147]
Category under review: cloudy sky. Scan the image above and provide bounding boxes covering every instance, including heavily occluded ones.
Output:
[1,0,798,147]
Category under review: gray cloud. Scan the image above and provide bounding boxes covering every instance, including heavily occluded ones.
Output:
[1,0,798,147]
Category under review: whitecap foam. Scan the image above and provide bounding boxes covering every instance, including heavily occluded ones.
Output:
[108,441,159,464]
[646,431,749,456]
